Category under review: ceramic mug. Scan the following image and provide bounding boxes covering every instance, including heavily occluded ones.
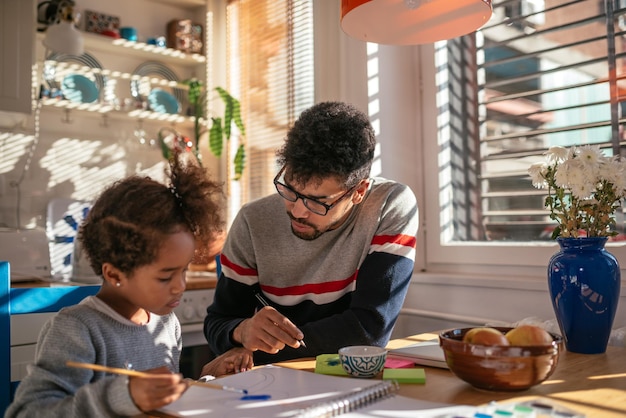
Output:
[120,27,137,41]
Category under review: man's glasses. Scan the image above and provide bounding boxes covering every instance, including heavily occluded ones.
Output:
[273,166,358,216]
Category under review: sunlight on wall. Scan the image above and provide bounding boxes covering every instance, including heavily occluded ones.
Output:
[0,125,167,230]
[367,43,383,178]
[0,133,32,174]
[40,138,127,200]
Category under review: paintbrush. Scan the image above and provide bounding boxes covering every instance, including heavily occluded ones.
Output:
[65,361,248,395]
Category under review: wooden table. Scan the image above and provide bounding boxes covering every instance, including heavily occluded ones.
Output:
[275,332,626,418]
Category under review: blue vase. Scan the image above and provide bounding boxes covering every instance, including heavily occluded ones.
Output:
[548,237,621,354]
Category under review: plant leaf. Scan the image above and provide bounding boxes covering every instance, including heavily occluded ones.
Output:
[184,79,203,104]
[233,144,246,181]
[216,87,245,136]
[209,117,223,157]
[216,87,234,140]
[232,98,245,136]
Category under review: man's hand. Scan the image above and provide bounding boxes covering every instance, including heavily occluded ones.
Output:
[127,366,187,412]
[233,306,304,353]
[201,347,254,377]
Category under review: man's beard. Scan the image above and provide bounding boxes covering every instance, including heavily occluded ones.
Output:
[289,215,323,240]
[291,224,322,240]
[287,213,345,241]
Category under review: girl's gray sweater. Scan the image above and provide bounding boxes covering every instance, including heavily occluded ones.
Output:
[6,296,181,418]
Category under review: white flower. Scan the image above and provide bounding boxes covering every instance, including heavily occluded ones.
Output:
[576,145,605,167]
[528,162,548,188]
[605,158,626,198]
[570,181,595,200]
[545,146,568,163]
[555,159,593,198]
[528,145,626,238]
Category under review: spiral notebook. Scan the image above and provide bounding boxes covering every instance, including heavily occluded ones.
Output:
[157,365,467,417]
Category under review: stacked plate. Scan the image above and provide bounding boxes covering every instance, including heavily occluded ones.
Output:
[44,52,105,104]
[148,88,180,114]
[61,74,99,103]
[130,61,186,114]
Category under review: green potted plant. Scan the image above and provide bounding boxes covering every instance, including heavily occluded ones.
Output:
[159,80,246,180]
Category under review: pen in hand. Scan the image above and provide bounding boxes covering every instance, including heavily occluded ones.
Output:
[254,291,307,348]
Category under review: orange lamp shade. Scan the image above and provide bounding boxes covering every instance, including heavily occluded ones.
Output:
[340,0,493,45]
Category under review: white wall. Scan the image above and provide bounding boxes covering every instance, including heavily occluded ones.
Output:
[394,275,557,338]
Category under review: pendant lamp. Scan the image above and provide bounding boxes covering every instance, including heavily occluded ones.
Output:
[340,0,493,45]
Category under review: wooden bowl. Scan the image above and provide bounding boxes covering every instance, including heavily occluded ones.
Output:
[439,327,563,391]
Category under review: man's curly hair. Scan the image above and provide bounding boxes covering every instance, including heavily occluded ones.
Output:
[276,101,376,188]
[78,154,225,277]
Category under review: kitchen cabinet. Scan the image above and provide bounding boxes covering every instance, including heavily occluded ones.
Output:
[0,0,35,115]
[37,32,206,127]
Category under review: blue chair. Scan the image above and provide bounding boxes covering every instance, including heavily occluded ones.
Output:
[0,261,99,414]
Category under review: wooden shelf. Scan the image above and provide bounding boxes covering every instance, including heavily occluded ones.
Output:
[148,0,206,8]
[41,60,192,92]
[37,32,206,67]
[40,97,195,126]
[32,1,208,137]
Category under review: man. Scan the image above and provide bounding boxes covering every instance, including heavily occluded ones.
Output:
[204,101,419,364]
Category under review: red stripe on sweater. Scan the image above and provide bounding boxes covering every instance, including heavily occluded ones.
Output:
[371,234,416,248]
[261,271,358,296]
[220,253,258,276]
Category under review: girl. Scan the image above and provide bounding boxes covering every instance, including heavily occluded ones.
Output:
[6,154,253,417]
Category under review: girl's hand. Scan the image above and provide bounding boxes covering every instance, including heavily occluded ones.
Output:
[201,347,254,377]
[128,366,187,412]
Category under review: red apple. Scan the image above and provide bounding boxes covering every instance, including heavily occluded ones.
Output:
[505,325,554,346]
[463,327,510,346]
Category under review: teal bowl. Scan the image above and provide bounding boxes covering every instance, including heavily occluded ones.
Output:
[338,345,387,378]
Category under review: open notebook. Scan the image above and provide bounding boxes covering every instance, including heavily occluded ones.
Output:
[157,365,469,417]
[387,339,449,369]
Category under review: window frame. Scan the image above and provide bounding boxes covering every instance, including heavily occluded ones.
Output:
[417,11,626,277]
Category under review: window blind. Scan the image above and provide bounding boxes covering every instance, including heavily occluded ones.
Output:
[226,0,314,206]
[439,0,626,242]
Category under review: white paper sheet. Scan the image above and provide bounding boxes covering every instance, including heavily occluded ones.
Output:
[157,365,468,417]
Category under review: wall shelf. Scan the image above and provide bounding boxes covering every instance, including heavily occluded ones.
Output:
[42,60,191,92]
[148,0,206,8]
[39,97,195,126]
[37,32,206,67]
[91,34,206,66]
[36,25,210,127]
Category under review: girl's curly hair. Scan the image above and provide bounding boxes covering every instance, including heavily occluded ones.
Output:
[78,153,225,276]
[277,101,376,188]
